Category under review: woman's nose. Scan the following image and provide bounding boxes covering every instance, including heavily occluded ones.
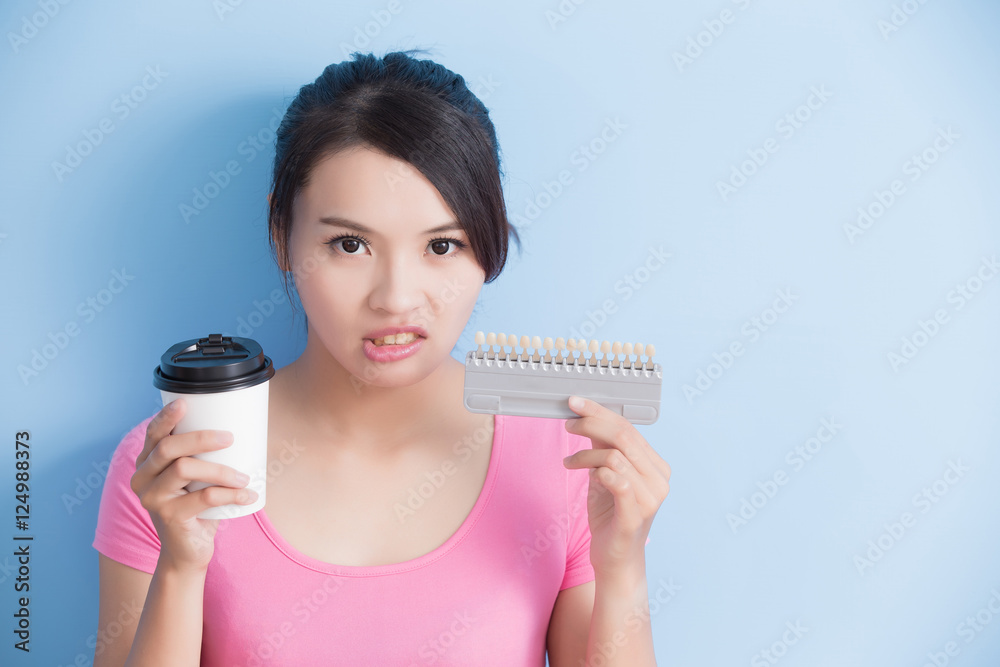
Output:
[367,257,427,314]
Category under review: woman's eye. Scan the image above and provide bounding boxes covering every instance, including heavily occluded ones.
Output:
[429,240,452,256]
[340,238,363,254]
[429,238,467,256]
[325,235,369,255]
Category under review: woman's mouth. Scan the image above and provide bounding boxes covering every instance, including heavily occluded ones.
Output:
[368,332,422,346]
[362,333,425,362]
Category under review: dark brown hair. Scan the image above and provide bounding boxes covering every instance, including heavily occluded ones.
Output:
[267,49,520,320]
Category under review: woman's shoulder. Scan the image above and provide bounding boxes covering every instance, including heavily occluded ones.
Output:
[109,412,158,471]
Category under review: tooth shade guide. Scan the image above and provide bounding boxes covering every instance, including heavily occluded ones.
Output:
[464,333,662,424]
[476,331,486,359]
[567,338,579,365]
[471,332,658,373]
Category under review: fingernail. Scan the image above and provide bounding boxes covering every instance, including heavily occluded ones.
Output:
[235,472,251,485]
[216,431,234,445]
[568,396,584,410]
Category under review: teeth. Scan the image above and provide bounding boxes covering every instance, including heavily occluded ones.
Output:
[372,332,419,346]
[472,330,657,370]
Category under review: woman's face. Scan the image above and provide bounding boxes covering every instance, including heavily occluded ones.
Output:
[286,145,486,386]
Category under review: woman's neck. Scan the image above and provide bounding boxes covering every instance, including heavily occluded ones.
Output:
[271,335,466,457]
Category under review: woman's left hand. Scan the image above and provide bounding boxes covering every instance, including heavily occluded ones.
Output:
[562,395,671,582]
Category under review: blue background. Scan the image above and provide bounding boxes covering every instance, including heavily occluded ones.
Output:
[2,0,999,665]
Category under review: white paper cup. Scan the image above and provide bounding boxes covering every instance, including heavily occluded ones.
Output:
[153,333,274,520]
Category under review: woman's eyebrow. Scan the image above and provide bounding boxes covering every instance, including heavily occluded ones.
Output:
[318,216,462,235]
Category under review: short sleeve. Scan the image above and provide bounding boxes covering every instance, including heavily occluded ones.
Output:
[92,415,161,574]
[560,427,596,590]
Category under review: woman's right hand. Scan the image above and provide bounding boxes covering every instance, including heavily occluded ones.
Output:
[130,398,258,574]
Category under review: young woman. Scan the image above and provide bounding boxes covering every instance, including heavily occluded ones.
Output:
[93,50,670,666]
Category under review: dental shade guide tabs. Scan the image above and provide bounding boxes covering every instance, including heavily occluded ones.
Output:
[464,330,663,425]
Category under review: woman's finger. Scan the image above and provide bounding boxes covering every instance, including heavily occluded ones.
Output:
[567,449,661,507]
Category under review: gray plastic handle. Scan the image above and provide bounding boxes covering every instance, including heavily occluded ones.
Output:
[462,352,662,425]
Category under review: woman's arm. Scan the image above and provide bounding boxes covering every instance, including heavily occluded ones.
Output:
[93,553,207,667]
[123,558,208,667]
[585,565,656,666]
[547,568,656,667]
[561,395,672,667]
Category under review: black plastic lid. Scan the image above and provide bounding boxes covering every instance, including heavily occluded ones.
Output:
[153,333,274,394]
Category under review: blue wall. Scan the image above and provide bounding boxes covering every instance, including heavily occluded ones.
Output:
[2,0,999,665]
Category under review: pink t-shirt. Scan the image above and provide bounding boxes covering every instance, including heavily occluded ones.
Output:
[93,411,596,666]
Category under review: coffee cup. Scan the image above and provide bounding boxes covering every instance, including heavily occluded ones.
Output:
[152,333,274,520]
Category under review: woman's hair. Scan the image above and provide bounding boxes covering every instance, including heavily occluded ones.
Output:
[267,49,520,321]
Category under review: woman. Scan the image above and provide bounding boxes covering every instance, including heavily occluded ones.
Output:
[93,50,670,666]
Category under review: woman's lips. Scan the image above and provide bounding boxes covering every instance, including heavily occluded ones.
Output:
[363,336,424,362]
